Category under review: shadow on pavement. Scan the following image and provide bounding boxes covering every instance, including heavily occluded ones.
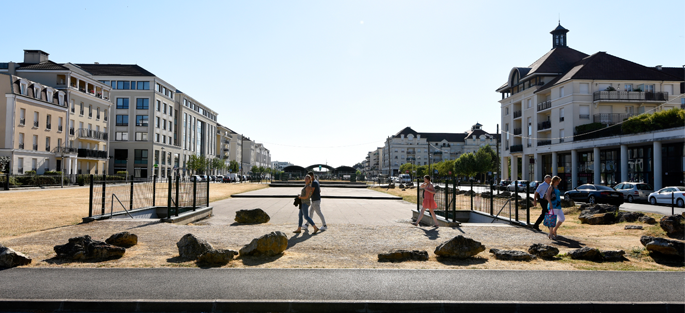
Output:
[551,236,584,248]
[239,254,283,266]
[436,257,488,266]
[418,228,441,240]
[287,231,317,249]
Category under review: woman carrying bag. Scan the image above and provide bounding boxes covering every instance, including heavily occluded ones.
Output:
[544,176,564,239]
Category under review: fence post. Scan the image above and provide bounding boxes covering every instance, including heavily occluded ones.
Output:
[452,176,456,223]
[167,175,172,218]
[206,177,210,207]
[470,180,473,211]
[672,192,675,216]
[444,180,448,220]
[88,174,94,218]
[514,182,519,222]
[129,175,134,212]
[101,176,106,215]
[526,184,530,225]
[416,176,420,214]
[490,180,494,216]
[4,161,9,190]
[193,179,197,211]
[175,175,180,216]
[152,175,157,207]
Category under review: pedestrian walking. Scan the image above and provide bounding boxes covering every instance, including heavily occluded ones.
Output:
[293,174,319,234]
[532,175,552,231]
[303,171,327,231]
[544,176,564,239]
[413,175,440,228]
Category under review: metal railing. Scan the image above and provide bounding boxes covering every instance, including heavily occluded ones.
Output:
[45,145,50,152]
[33,121,39,127]
[537,121,551,131]
[78,148,107,159]
[513,128,522,135]
[33,144,38,150]
[19,118,25,125]
[510,145,523,152]
[579,114,590,119]
[513,110,522,118]
[559,116,564,122]
[537,140,551,146]
[593,113,635,125]
[593,91,669,102]
[18,143,24,149]
[69,128,75,135]
[58,125,63,131]
[46,123,51,130]
[78,128,108,140]
[54,146,78,154]
[537,100,551,111]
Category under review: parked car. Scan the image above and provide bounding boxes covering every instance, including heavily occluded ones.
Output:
[215,175,223,182]
[222,176,231,183]
[499,180,511,189]
[528,181,543,191]
[613,182,652,203]
[398,174,412,183]
[648,186,685,207]
[189,175,202,182]
[563,184,624,205]
[200,175,208,182]
[507,180,529,192]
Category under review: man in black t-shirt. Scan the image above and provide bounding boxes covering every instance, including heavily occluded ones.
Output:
[304,171,327,231]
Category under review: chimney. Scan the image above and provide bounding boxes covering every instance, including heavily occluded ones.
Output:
[23,50,49,64]
[94,62,99,64]
[656,65,662,71]
[8,62,16,75]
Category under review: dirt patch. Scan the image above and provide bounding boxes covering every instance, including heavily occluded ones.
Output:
[0,183,268,239]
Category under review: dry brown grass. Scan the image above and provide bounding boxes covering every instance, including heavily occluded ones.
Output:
[0,183,267,240]
[371,187,419,204]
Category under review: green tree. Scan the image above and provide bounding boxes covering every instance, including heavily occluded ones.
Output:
[251,165,259,174]
[211,158,224,174]
[228,160,239,173]
[474,147,493,182]
[187,155,207,174]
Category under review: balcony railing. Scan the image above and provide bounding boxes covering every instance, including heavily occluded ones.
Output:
[104,115,108,121]
[18,168,23,174]
[537,100,551,111]
[579,114,590,119]
[33,121,39,127]
[510,145,523,153]
[58,125,63,132]
[33,144,38,150]
[78,128,108,140]
[46,123,51,130]
[19,118,25,126]
[537,140,551,146]
[54,146,78,154]
[593,91,669,102]
[77,148,107,159]
[18,143,24,149]
[45,145,50,152]
[559,116,565,122]
[593,113,636,125]
[559,138,565,143]
[513,128,522,135]
[537,121,551,131]
[513,110,522,118]
[69,128,75,135]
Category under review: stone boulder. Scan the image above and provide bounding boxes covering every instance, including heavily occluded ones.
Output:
[618,212,644,223]
[434,235,485,259]
[659,215,685,239]
[638,216,657,224]
[105,232,138,248]
[234,209,271,224]
[640,236,685,259]
[560,198,575,208]
[517,198,535,209]
[176,234,213,260]
[489,249,536,261]
[0,246,32,268]
[197,249,239,266]
[239,231,288,257]
[54,235,125,261]
[528,243,559,259]
[601,250,626,262]
[578,204,619,225]
[624,225,643,230]
[568,247,602,261]
[378,249,429,262]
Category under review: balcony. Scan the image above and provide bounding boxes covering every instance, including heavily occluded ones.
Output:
[537,140,551,146]
[537,121,551,131]
[510,145,523,153]
[537,100,551,111]
[18,143,24,149]
[513,128,522,135]
[54,146,78,154]
[33,121,39,128]
[77,148,107,159]
[69,128,75,135]
[46,123,51,130]
[593,91,669,102]
[58,125,63,132]
[593,113,636,126]
[45,145,50,152]
[19,118,25,126]
[33,144,38,151]
[78,128,108,141]
[513,110,522,118]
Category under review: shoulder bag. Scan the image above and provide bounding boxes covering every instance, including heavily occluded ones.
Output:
[543,203,557,228]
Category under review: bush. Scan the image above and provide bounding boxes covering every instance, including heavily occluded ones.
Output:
[24,170,36,175]
[622,108,685,134]
[575,122,606,135]
[44,171,62,175]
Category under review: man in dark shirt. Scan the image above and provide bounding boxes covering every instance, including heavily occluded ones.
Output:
[304,171,327,231]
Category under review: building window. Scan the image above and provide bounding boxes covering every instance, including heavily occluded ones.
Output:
[117,81,130,90]
[559,108,565,122]
[162,135,166,144]
[115,132,128,141]
[560,86,565,97]
[116,98,129,109]
[33,85,41,100]
[136,115,149,127]
[20,82,27,95]
[579,105,590,119]
[156,133,160,142]
[163,103,167,114]
[32,158,37,171]
[33,112,39,128]
[45,137,51,151]
[527,99,531,108]
[116,115,129,126]
[134,149,148,166]
[559,129,565,143]
[88,105,92,118]
[135,132,148,141]
[137,81,150,90]
[46,115,51,129]
[155,117,160,128]
[136,98,149,110]
[163,120,167,130]
[32,135,38,150]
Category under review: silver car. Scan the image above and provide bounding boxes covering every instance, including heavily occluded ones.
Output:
[614,182,652,203]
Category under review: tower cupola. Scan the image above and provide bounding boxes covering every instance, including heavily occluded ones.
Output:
[550,23,569,49]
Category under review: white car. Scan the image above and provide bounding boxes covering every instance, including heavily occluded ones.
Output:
[648,186,685,207]
[507,180,529,192]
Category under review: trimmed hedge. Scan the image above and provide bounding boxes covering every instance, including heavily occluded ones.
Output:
[622,108,685,134]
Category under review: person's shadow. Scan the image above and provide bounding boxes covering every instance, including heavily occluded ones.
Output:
[550,236,584,248]
[418,227,440,240]
[287,231,317,249]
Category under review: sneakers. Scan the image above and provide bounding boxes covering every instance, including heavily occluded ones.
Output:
[303,224,309,230]
[320,226,327,231]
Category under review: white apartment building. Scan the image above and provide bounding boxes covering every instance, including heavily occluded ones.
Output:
[272,161,292,171]
[176,91,219,176]
[254,143,271,170]
[216,123,232,170]
[381,123,499,176]
[497,24,684,191]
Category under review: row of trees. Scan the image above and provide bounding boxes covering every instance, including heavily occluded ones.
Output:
[397,145,499,182]
[185,155,240,175]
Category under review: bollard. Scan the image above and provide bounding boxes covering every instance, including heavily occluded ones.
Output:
[175,175,180,217]
[152,175,157,207]
[526,184,530,225]
[101,176,106,215]
[88,174,94,217]
[514,182,519,222]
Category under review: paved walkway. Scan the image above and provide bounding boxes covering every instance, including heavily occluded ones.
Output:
[232,186,400,198]
[209,187,414,226]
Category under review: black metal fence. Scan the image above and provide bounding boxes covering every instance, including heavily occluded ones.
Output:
[88,175,209,219]
[417,180,533,225]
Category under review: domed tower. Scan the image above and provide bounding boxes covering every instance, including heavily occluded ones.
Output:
[551,22,569,49]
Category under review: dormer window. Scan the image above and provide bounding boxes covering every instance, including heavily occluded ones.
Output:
[46,88,54,103]
[33,84,41,100]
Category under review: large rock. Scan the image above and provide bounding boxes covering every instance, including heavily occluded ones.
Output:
[528,243,559,258]
[197,249,239,266]
[234,209,270,224]
[378,249,428,262]
[578,204,619,225]
[176,234,213,260]
[618,212,644,223]
[105,232,138,248]
[560,198,575,208]
[239,231,288,257]
[640,236,685,259]
[638,215,657,224]
[54,235,125,261]
[659,215,685,239]
[568,247,602,261]
[489,249,536,261]
[601,250,626,262]
[434,235,485,259]
[0,246,32,268]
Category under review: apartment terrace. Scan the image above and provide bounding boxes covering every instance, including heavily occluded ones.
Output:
[593,91,669,102]
[68,76,110,101]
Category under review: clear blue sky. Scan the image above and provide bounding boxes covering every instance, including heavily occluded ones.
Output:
[2,1,683,167]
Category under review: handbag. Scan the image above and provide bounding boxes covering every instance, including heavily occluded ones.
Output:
[543,205,557,228]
